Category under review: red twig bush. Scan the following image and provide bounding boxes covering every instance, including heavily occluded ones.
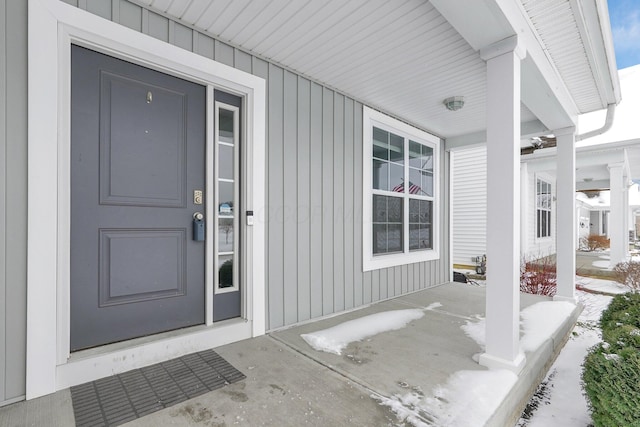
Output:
[580,234,610,251]
[613,261,640,293]
[520,255,557,296]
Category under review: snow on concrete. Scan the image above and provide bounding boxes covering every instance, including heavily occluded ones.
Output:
[577,275,628,295]
[380,300,576,426]
[300,308,426,355]
[379,369,517,427]
[461,315,486,350]
[519,301,576,352]
[461,301,577,354]
[518,290,613,426]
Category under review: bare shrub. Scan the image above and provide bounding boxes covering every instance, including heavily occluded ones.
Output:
[613,261,640,293]
[520,255,557,296]
[580,234,610,251]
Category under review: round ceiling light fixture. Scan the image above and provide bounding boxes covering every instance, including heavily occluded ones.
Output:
[443,96,465,111]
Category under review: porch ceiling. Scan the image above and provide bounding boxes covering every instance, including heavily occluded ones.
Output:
[134,0,618,139]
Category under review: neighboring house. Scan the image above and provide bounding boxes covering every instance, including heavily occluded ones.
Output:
[576,185,640,245]
[452,142,640,269]
[451,146,557,269]
[0,0,619,404]
[453,65,640,270]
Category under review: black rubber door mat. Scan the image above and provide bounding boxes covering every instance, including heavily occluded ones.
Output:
[70,349,245,427]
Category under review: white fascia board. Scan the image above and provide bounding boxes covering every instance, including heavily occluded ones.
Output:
[493,0,580,120]
[432,0,579,130]
[570,0,621,105]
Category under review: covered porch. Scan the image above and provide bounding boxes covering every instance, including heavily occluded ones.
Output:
[2,282,581,426]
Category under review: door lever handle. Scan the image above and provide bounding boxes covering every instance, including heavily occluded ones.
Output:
[193,212,205,241]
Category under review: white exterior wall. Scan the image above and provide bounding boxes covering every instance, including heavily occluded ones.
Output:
[452,146,558,267]
[451,146,487,267]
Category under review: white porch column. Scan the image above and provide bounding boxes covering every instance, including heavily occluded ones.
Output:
[609,163,625,267]
[478,36,526,373]
[520,162,529,255]
[624,183,630,251]
[554,127,577,302]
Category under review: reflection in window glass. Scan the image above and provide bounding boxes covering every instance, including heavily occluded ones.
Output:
[365,108,438,268]
[218,255,233,288]
[218,217,234,253]
[219,109,235,144]
[409,199,432,250]
[373,127,405,194]
[536,178,552,238]
[373,195,403,254]
[217,106,238,291]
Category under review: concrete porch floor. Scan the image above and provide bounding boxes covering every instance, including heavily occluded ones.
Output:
[0,282,581,427]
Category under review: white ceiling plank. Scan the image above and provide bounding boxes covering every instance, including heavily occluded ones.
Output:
[178,0,211,23]
[138,0,616,138]
[149,0,173,13]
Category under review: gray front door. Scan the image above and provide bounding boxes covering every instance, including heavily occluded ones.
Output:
[70,46,206,351]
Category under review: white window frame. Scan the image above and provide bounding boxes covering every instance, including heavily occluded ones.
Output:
[362,106,440,271]
[535,176,553,240]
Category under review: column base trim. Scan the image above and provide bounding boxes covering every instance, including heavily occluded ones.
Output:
[479,351,526,374]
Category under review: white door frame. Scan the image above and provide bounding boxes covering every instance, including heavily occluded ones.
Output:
[27,0,266,399]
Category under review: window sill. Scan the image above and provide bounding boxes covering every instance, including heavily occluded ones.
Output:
[363,249,439,272]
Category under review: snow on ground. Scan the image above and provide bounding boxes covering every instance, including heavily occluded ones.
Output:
[517,290,613,426]
[378,369,517,427]
[301,281,617,426]
[520,302,576,352]
[576,275,628,294]
[378,301,579,426]
[460,302,576,354]
[301,308,429,355]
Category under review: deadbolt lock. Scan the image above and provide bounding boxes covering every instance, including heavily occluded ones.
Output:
[194,190,203,205]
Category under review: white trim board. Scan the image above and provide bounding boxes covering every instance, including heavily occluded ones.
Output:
[362,106,441,271]
[27,0,266,399]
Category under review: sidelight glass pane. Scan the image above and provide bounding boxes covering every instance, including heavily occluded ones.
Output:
[218,255,234,288]
[219,181,234,215]
[218,217,234,253]
[219,144,234,180]
[219,109,235,144]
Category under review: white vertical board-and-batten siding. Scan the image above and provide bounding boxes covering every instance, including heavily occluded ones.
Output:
[451,146,556,268]
[60,0,450,331]
[0,0,28,406]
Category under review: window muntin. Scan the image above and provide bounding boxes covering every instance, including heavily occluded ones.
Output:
[536,178,552,239]
[363,106,439,271]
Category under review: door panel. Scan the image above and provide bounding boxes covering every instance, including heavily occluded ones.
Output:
[70,46,206,351]
[99,72,187,207]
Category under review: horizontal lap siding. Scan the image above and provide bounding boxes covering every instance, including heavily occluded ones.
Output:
[67,0,450,331]
[1,0,28,405]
